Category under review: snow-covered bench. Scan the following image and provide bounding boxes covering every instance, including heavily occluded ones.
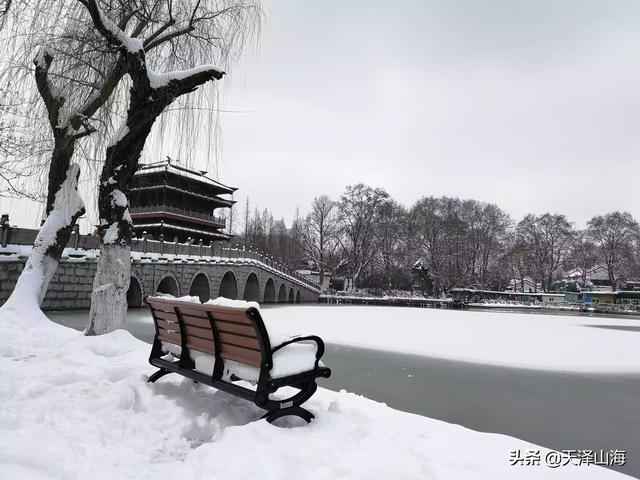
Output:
[146,296,332,423]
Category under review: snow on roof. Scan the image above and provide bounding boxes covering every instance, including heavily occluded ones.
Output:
[136,158,237,193]
[130,184,235,205]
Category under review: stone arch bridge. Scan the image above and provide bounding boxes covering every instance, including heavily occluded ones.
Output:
[0,223,320,310]
[126,256,317,307]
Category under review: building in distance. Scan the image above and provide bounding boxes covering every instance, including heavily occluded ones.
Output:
[129,157,236,243]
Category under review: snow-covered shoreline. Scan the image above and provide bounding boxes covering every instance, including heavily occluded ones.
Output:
[0,298,635,479]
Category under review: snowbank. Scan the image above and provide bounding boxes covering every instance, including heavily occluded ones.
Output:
[0,302,632,479]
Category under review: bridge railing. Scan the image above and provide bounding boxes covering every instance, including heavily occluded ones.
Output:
[0,216,320,291]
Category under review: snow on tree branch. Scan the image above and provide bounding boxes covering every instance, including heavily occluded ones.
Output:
[148,64,225,90]
[80,0,225,96]
[81,0,143,52]
[33,49,65,131]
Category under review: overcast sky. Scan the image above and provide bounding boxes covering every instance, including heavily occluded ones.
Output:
[4,0,639,230]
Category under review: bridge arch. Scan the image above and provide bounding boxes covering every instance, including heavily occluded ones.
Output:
[295,290,301,304]
[219,271,238,299]
[243,273,260,302]
[264,278,275,303]
[156,276,180,296]
[189,272,211,303]
[277,283,287,303]
[127,276,143,307]
[288,288,294,303]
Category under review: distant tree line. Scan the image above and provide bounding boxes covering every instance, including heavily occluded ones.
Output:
[233,184,640,295]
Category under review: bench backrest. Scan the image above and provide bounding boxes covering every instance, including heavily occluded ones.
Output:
[147,297,272,368]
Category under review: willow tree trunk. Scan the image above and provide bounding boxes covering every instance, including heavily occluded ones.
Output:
[8,138,85,307]
[86,115,157,335]
[8,52,89,306]
[6,162,84,308]
[33,136,85,302]
[80,0,225,334]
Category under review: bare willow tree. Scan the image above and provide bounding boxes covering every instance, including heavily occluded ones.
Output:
[78,0,259,334]
[0,0,11,30]
[0,80,45,199]
[1,1,126,305]
[1,0,259,312]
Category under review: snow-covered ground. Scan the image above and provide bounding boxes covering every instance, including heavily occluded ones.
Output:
[0,298,635,479]
[261,306,640,373]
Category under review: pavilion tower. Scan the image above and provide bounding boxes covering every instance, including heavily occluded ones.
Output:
[129,157,236,243]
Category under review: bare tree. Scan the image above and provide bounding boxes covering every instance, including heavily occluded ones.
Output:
[1,0,258,309]
[0,0,12,30]
[374,200,408,292]
[297,195,339,288]
[460,201,511,289]
[80,0,258,334]
[410,197,449,295]
[587,211,639,291]
[0,81,46,199]
[337,184,390,289]
[567,231,599,286]
[516,213,574,292]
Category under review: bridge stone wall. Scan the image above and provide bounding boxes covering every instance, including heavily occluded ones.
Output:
[0,256,319,311]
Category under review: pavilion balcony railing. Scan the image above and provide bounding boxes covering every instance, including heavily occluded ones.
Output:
[129,205,226,227]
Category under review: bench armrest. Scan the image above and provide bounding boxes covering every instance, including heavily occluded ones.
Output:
[271,335,325,369]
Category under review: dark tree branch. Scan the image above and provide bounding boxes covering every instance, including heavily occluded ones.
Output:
[145,25,194,50]
[143,17,176,46]
[71,56,127,128]
[158,66,225,98]
[82,0,134,51]
[33,51,64,132]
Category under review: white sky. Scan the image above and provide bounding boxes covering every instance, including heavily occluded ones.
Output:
[3,0,639,230]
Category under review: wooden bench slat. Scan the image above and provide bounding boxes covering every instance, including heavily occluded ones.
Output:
[148,301,177,314]
[219,331,260,350]
[151,298,250,315]
[176,306,210,318]
[220,344,262,366]
[187,336,215,354]
[217,322,258,338]
[157,319,180,332]
[151,300,254,324]
[154,310,178,322]
[210,311,253,325]
[185,325,214,340]
[158,331,181,345]
[181,314,210,329]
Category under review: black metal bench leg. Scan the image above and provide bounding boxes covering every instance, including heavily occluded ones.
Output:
[262,406,315,424]
[148,368,171,383]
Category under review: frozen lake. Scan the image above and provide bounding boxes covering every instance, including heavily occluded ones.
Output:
[47,305,640,477]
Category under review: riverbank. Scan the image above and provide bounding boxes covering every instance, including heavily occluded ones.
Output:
[45,305,640,477]
[319,294,640,317]
[5,303,634,478]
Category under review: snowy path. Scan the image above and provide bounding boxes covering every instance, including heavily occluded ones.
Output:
[1,302,636,479]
